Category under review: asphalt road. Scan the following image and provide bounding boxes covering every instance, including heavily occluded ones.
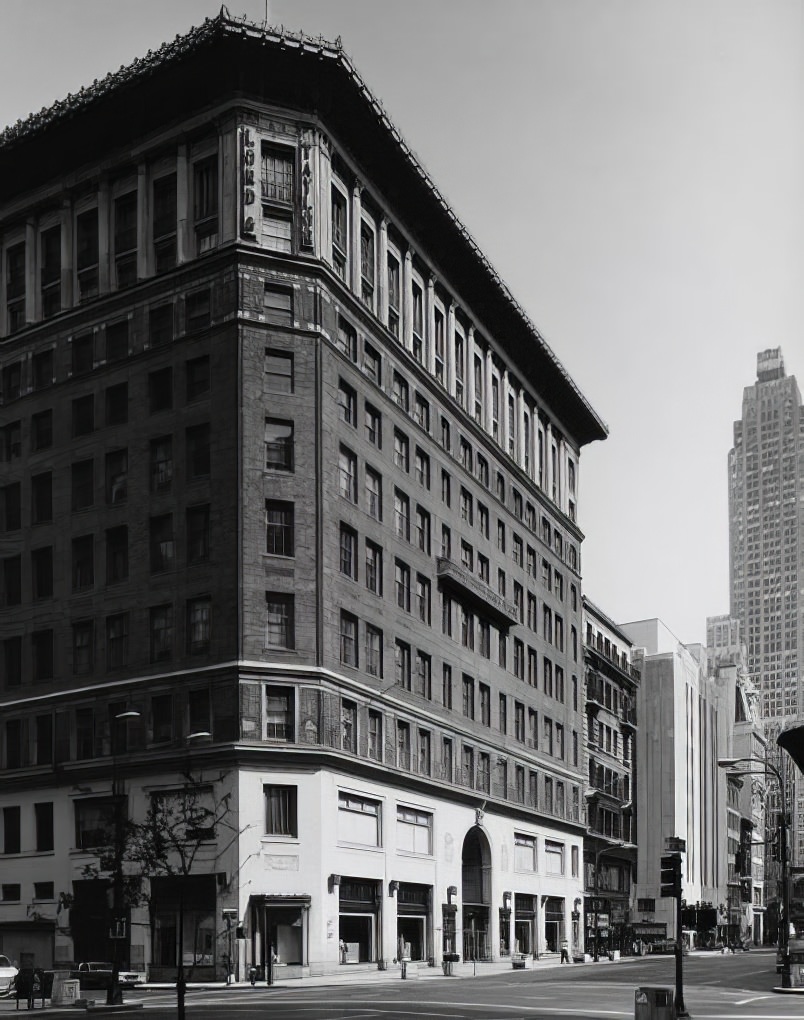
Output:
[109,949,804,1020]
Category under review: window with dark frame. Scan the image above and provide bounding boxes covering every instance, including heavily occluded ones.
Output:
[265,593,295,649]
[186,505,210,564]
[266,501,294,557]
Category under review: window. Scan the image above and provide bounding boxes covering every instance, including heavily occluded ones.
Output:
[392,371,409,411]
[441,469,451,507]
[2,556,21,606]
[394,489,410,541]
[460,487,473,524]
[106,613,129,669]
[515,833,536,872]
[262,147,294,204]
[3,806,21,854]
[395,640,411,690]
[365,624,383,677]
[266,501,294,556]
[497,520,506,553]
[545,840,564,876]
[331,186,348,277]
[460,438,472,471]
[153,173,177,270]
[362,341,381,383]
[441,523,451,560]
[265,418,294,470]
[387,253,401,336]
[72,620,94,675]
[499,693,507,734]
[193,156,219,252]
[412,281,424,360]
[397,720,411,767]
[366,467,382,520]
[150,694,174,745]
[134,440,164,501]
[477,751,490,793]
[2,362,21,401]
[265,350,294,392]
[105,381,128,426]
[339,611,358,666]
[413,392,430,431]
[479,683,491,726]
[75,797,118,850]
[105,449,127,505]
[31,546,52,600]
[150,605,173,662]
[186,597,211,655]
[6,242,25,332]
[454,332,465,405]
[462,675,475,719]
[264,285,293,325]
[72,394,94,436]
[434,309,445,383]
[393,429,409,471]
[365,540,382,595]
[414,447,430,488]
[336,316,357,360]
[415,574,431,624]
[185,289,211,332]
[365,402,381,446]
[415,650,431,698]
[186,355,210,401]
[32,349,53,390]
[264,785,297,837]
[341,699,357,753]
[71,534,94,590]
[360,222,375,306]
[415,505,431,554]
[35,802,54,852]
[265,594,295,649]
[31,409,52,451]
[149,303,174,346]
[150,514,175,573]
[339,446,358,502]
[106,525,128,583]
[149,367,173,413]
[70,461,93,513]
[340,524,358,580]
[397,806,432,854]
[368,710,383,759]
[187,505,210,564]
[338,379,357,426]
[265,687,294,739]
[41,225,61,317]
[338,792,381,847]
[460,540,473,571]
[395,559,411,611]
[113,192,137,287]
[513,535,523,566]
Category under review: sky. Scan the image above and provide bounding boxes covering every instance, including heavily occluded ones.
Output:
[1,0,802,645]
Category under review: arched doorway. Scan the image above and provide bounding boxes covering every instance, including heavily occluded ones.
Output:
[462,827,492,961]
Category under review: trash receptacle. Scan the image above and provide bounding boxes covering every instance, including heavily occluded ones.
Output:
[634,986,674,1020]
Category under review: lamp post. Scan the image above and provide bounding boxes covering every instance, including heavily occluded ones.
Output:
[591,841,635,962]
[718,756,789,988]
[109,708,141,1006]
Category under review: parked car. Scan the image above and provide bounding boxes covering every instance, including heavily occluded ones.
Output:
[71,962,141,990]
[0,955,19,996]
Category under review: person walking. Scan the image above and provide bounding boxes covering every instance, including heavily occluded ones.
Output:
[560,937,570,964]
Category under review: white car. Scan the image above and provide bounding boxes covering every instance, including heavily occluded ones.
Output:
[0,954,19,996]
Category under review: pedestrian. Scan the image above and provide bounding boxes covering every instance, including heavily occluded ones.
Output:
[560,937,570,964]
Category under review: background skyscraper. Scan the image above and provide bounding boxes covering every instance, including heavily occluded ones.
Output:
[728,348,803,862]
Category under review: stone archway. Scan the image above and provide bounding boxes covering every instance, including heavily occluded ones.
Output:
[461,826,492,961]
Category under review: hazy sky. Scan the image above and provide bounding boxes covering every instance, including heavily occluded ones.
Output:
[2,0,802,644]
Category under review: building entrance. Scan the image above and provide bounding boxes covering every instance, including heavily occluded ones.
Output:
[462,826,491,961]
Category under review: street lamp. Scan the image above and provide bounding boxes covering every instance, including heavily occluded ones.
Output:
[591,841,636,962]
[718,756,789,988]
[109,708,141,1006]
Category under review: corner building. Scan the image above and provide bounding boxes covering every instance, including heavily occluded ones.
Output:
[0,15,607,979]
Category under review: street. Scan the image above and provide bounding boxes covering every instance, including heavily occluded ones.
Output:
[95,950,804,1020]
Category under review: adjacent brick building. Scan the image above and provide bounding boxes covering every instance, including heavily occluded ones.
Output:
[0,13,607,979]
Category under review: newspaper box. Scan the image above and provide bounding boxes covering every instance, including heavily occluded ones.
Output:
[634,986,673,1020]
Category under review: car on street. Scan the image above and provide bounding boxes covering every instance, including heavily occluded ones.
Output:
[71,961,142,990]
[0,955,19,996]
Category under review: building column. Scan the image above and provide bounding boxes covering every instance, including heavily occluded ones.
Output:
[545,422,554,502]
[25,218,36,323]
[350,179,362,295]
[136,162,149,279]
[97,179,111,296]
[220,122,238,245]
[446,302,457,397]
[426,275,437,376]
[176,143,190,265]
[403,248,413,352]
[467,326,477,423]
[378,218,389,327]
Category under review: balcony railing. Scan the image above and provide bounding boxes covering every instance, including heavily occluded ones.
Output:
[436,557,518,627]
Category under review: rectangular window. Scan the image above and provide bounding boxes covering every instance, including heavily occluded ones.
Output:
[31,409,53,451]
[414,447,430,488]
[31,546,53,600]
[331,187,348,278]
[75,797,117,850]
[3,806,21,854]
[479,683,491,726]
[393,429,409,471]
[266,501,294,556]
[264,285,293,326]
[72,620,94,675]
[35,802,54,852]
[150,436,173,492]
[413,392,430,431]
[368,709,383,760]
[265,350,294,392]
[265,687,294,740]
[387,253,401,337]
[336,316,357,361]
[262,147,294,204]
[339,611,358,666]
[415,574,431,624]
[76,208,99,301]
[153,174,177,271]
[186,424,211,478]
[365,624,383,678]
[106,613,129,670]
[149,367,173,413]
[264,785,297,836]
[394,488,410,541]
[341,699,357,752]
[185,355,211,402]
[362,341,381,383]
[265,594,295,649]
[365,402,382,447]
[360,222,375,306]
[72,394,94,436]
[545,840,564,876]
[337,792,380,847]
[186,505,210,564]
[105,449,128,505]
[6,242,26,332]
[515,833,536,872]
[340,524,358,580]
[193,156,219,252]
[365,540,383,595]
[106,525,128,583]
[338,379,358,426]
[71,534,94,591]
[149,605,173,662]
[2,555,21,606]
[41,225,61,317]
[397,806,432,854]
[366,467,382,521]
[148,302,174,346]
[395,640,411,690]
[462,675,475,719]
[105,381,128,426]
[149,514,175,573]
[415,650,431,699]
[395,559,411,611]
[442,664,453,709]
[339,446,358,502]
[265,418,294,471]
[114,191,137,287]
[186,597,211,655]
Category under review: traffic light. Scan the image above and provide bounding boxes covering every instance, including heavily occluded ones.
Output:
[660,854,681,898]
